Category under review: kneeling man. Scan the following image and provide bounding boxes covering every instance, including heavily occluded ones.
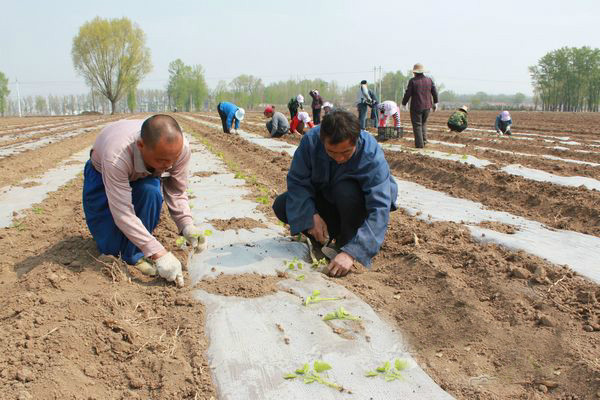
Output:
[273,110,397,277]
[83,115,205,287]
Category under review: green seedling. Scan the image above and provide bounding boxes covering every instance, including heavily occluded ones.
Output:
[311,258,328,269]
[323,306,360,321]
[202,229,213,237]
[295,274,305,281]
[32,207,44,214]
[365,358,409,382]
[234,171,246,180]
[284,257,303,271]
[176,236,187,248]
[283,360,343,391]
[256,196,269,205]
[304,289,341,306]
[461,154,468,160]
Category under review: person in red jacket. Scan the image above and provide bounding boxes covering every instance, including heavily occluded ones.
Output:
[402,63,439,148]
[290,111,315,135]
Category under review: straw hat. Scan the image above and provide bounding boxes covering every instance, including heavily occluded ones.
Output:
[412,63,427,73]
[459,105,468,113]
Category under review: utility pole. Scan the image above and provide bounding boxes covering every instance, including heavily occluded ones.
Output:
[16,79,22,117]
[378,66,383,101]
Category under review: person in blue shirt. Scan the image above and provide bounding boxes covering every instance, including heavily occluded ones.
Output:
[495,110,513,135]
[272,110,398,277]
[216,101,245,134]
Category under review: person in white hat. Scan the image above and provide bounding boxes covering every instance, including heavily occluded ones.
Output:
[216,101,244,134]
[495,110,513,135]
[402,63,439,148]
[321,101,334,116]
[287,94,304,119]
[290,111,314,135]
[447,106,469,132]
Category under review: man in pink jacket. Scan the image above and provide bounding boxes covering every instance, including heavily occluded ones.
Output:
[82,115,204,287]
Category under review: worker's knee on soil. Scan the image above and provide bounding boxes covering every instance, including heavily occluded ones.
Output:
[272,193,288,224]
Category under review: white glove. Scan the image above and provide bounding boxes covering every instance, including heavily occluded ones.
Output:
[231,128,237,134]
[155,252,184,288]
[433,103,438,112]
[182,225,207,252]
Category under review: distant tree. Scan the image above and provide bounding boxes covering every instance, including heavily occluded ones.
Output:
[72,17,152,114]
[167,59,208,112]
[439,90,457,102]
[229,74,263,109]
[127,87,137,113]
[0,71,9,116]
[35,96,47,115]
[512,92,526,106]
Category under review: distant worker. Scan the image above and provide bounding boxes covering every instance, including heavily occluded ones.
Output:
[402,63,439,148]
[322,101,334,116]
[377,101,401,134]
[447,106,469,132]
[82,116,207,288]
[217,101,245,134]
[356,80,374,130]
[368,88,379,128]
[264,105,290,138]
[288,94,304,119]
[495,110,513,135]
[290,111,314,135]
[309,90,324,124]
[272,110,398,277]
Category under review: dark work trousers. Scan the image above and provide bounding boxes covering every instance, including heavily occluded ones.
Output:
[266,120,289,138]
[357,103,369,130]
[312,108,321,125]
[447,122,467,132]
[369,104,379,128]
[216,102,230,133]
[272,180,367,247]
[410,109,431,148]
[82,160,163,265]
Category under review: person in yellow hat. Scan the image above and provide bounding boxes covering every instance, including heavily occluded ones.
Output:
[447,105,469,132]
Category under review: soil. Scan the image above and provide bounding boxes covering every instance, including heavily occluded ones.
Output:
[206,217,267,231]
[194,274,282,298]
[179,112,600,400]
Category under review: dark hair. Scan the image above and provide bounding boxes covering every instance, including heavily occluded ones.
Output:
[360,80,367,85]
[320,110,360,145]
[141,114,182,149]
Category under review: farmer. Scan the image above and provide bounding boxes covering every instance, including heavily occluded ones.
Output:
[321,101,334,116]
[272,110,398,277]
[288,94,304,119]
[495,110,513,135]
[356,80,374,130]
[290,111,315,135]
[368,88,379,128]
[82,115,206,288]
[447,105,469,132]
[217,101,245,134]
[264,105,290,138]
[309,89,324,125]
[377,100,401,134]
[402,63,439,148]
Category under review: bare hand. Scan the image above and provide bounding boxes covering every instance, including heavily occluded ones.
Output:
[307,214,329,244]
[327,252,353,277]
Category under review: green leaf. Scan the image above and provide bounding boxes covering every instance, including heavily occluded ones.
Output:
[295,274,305,281]
[365,371,379,377]
[295,363,309,375]
[203,229,213,236]
[303,376,316,384]
[283,373,297,379]
[313,360,332,373]
[175,236,186,247]
[376,361,391,373]
[395,358,409,371]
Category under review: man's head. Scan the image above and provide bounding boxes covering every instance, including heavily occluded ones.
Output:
[321,101,333,115]
[412,63,426,76]
[137,115,184,173]
[320,110,359,164]
[360,80,367,85]
[264,105,274,118]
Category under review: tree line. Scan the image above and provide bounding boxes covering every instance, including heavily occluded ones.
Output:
[529,46,600,112]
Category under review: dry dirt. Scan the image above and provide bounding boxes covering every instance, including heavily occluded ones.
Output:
[180,113,600,400]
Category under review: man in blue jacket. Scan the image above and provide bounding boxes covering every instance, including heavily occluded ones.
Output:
[272,110,398,277]
[217,101,245,134]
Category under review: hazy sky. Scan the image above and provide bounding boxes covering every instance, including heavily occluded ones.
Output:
[1,0,599,98]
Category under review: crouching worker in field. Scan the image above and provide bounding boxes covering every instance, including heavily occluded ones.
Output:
[447,105,469,132]
[495,110,512,135]
[217,101,245,134]
[264,105,290,137]
[290,111,315,135]
[377,100,402,134]
[82,115,206,288]
[272,110,398,277]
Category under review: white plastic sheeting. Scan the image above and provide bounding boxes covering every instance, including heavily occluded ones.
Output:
[183,117,600,283]
[0,147,90,228]
[183,135,452,399]
[501,164,600,191]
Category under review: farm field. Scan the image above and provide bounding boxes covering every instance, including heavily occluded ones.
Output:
[0,111,598,399]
